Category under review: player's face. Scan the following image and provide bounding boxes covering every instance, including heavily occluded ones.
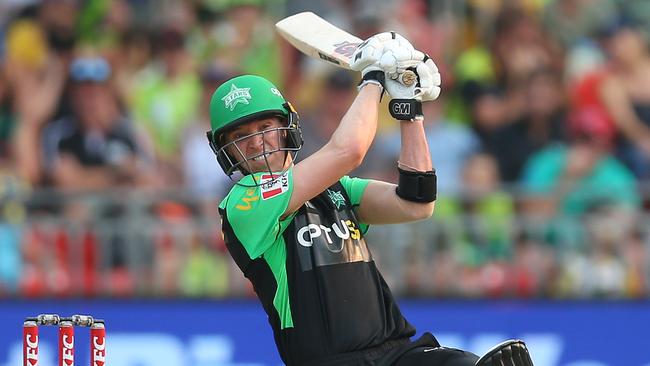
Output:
[224,117,288,173]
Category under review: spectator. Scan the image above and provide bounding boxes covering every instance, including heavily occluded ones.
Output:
[131,27,201,186]
[211,0,283,86]
[520,105,640,217]
[0,64,14,161]
[0,220,23,295]
[36,56,145,295]
[0,0,31,28]
[542,0,619,47]
[491,7,564,89]
[508,233,557,297]
[386,0,453,85]
[76,0,133,47]
[0,147,26,295]
[474,68,568,181]
[42,56,142,189]
[461,153,515,260]
[151,201,191,296]
[180,231,230,297]
[10,46,66,186]
[298,70,356,160]
[620,228,648,297]
[112,28,152,106]
[0,63,26,292]
[182,64,234,214]
[616,0,650,41]
[38,0,79,59]
[467,84,514,174]
[464,6,564,132]
[558,208,631,297]
[598,19,650,179]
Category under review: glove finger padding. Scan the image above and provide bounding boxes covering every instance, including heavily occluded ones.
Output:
[350,32,413,72]
[384,75,418,100]
[380,48,423,80]
[415,58,441,101]
[376,32,415,54]
[384,56,441,100]
[350,36,386,72]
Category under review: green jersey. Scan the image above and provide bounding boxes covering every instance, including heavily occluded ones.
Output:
[219,167,415,365]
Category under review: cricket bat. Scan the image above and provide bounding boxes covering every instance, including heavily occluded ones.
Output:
[275,12,416,86]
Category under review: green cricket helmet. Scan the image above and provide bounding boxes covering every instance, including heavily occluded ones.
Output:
[206,75,303,176]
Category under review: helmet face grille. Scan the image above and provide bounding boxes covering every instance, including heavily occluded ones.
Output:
[207,75,304,182]
[217,125,302,177]
[207,105,303,181]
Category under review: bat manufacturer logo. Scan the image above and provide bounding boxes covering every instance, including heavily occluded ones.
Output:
[318,52,341,65]
[333,41,362,57]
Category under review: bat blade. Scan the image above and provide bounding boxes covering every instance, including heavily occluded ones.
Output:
[275,12,362,69]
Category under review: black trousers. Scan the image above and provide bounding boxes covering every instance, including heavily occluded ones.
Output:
[377,332,479,366]
[394,346,479,366]
[307,333,479,366]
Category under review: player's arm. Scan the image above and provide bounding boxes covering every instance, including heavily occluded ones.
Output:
[356,120,435,224]
[282,33,410,217]
[356,51,442,224]
[285,83,382,216]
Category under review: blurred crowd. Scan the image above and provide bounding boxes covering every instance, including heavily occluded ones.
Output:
[0,0,650,299]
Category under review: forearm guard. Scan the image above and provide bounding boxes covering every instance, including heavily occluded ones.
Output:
[395,167,437,203]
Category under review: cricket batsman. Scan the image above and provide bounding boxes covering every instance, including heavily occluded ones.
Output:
[207,32,534,365]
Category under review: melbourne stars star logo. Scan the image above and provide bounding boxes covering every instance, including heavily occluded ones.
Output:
[222,84,251,111]
[327,189,346,209]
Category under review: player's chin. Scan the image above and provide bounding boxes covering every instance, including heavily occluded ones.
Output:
[247,153,284,172]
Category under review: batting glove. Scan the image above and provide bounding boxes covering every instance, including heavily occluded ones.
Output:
[350,32,414,90]
[385,53,441,101]
[385,54,441,121]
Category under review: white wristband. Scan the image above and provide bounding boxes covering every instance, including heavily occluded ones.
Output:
[357,79,384,92]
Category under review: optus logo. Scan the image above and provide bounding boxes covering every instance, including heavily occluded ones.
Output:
[297,219,361,252]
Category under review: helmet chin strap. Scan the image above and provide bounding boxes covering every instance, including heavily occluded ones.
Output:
[282,150,293,169]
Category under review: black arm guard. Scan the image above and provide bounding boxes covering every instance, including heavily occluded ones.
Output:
[475,339,534,366]
[395,167,437,203]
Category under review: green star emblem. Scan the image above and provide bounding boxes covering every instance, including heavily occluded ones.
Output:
[222,84,251,111]
[327,189,346,209]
